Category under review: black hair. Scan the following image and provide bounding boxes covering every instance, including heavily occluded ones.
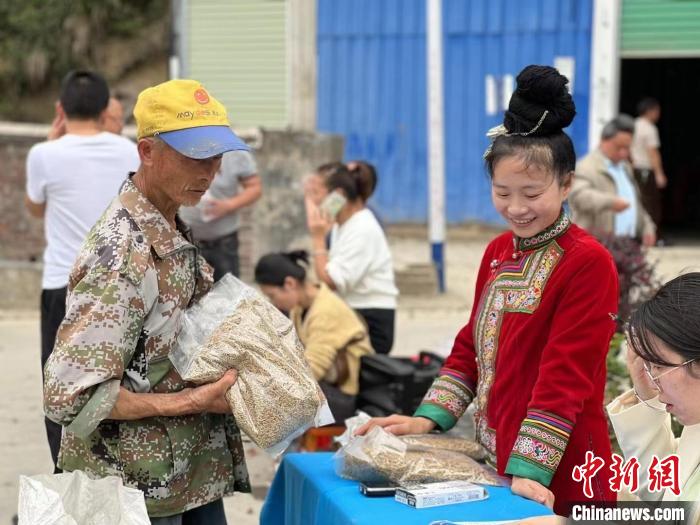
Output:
[637,97,660,116]
[600,114,635,140]
[484,65,576,184]
[254,250,309,287]
[627,273,700,374]
[348,160,378,202]
[59,70,110,120]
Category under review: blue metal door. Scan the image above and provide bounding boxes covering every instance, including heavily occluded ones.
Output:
[317,0,593,224]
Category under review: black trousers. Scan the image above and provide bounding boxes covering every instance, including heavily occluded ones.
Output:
[634,168,662,230]
[196,231,240,282]
[40,287,67,473]
[149,498,227,525]
[355,308,395,355]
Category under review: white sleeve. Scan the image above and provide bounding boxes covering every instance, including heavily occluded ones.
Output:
[326,226,374,294]
[126,141,141,172]
[26,145,47,204]
[607,389,677,501]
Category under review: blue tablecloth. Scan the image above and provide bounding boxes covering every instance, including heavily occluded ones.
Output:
[260,452,553,525]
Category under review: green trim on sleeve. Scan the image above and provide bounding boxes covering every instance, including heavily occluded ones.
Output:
[505,455,555,487]
[413,403,457,432]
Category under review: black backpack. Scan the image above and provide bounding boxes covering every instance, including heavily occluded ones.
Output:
[356,351,444,417]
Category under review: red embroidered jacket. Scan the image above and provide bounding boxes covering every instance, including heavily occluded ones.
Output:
[415,213,618,514]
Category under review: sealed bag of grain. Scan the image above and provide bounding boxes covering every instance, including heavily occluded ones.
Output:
[171,274,334,456]
[335,426,503,486]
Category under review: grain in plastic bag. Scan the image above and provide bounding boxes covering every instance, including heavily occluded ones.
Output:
[171,274,334,456]
[335,426,504,486]
[399,433,486,461]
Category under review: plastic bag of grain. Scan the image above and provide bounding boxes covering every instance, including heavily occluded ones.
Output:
[171,274,334,456]
[335,426,504,486]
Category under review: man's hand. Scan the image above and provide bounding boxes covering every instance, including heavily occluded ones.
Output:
[511,476,555,509]
[202,197,235,221]
[47,101,66,140]
[642,232,656,247]
[611,197,630,213]
[185,369,238,414]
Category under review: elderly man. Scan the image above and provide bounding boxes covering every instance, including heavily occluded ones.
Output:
[569,115,656,247]
[43,79,251,524]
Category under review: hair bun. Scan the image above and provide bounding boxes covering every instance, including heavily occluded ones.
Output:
[503,65,576,136]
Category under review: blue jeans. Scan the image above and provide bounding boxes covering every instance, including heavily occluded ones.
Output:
[150,499,226,525]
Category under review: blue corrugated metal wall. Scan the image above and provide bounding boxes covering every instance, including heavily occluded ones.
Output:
[317,0,592,223]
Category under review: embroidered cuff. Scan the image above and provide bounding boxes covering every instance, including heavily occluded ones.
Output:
[414,369,474,431]
[505,409,573,487]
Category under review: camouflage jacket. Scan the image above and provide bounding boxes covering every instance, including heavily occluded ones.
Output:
[43,177,250,517]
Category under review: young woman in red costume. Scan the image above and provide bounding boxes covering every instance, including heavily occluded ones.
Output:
[357,65,618,516]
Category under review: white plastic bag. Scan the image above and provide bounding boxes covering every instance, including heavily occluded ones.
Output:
[171,274,334,456]
[18,470,149,525]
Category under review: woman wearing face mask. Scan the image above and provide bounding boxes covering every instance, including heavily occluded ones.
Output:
[306,163,398,355]
[608,273,700,523]
[254,250,374,421]
[356,65,619,516]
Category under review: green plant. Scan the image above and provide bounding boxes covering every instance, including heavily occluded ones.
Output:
[596,235,662,331]
[0,0,168,116]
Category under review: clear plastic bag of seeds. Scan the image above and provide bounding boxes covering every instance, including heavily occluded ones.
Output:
[335,426,505,487]
[171,274,334,456]
[398,434,487,461]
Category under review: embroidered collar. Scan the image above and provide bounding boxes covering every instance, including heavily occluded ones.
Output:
[119,175,194,258]
[514,210,571,252]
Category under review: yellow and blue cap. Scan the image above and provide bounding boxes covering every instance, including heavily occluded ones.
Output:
[134,79,249,159]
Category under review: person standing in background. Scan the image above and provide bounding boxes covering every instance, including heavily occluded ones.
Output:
[180,150,262,281]
[632,98,666,239]
[569,115,656,247]
[25,70,140,472]
[102,96,126,135]
[306,163,398,355]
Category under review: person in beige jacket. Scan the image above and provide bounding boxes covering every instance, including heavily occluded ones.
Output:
[569,115,656,246]
[254,250,373,422]
[608,273,700,524]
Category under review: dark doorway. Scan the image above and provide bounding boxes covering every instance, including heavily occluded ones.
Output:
[620,58,700,236]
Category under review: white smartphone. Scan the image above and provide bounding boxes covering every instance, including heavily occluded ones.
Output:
[320,191,347,219]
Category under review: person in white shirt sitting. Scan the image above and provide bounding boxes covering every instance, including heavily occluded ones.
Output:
[305,162,398,354]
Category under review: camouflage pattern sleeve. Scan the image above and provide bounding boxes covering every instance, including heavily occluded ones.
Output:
[44,269,147,438]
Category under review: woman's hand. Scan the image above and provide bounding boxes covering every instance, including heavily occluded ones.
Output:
[511,476,555,509]
[186,369,238,414]
[305,197,333,239]
[626,343,658,401]
[354,415,436,436]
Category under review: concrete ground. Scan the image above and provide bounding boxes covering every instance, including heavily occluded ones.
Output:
[1,232,698,524]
